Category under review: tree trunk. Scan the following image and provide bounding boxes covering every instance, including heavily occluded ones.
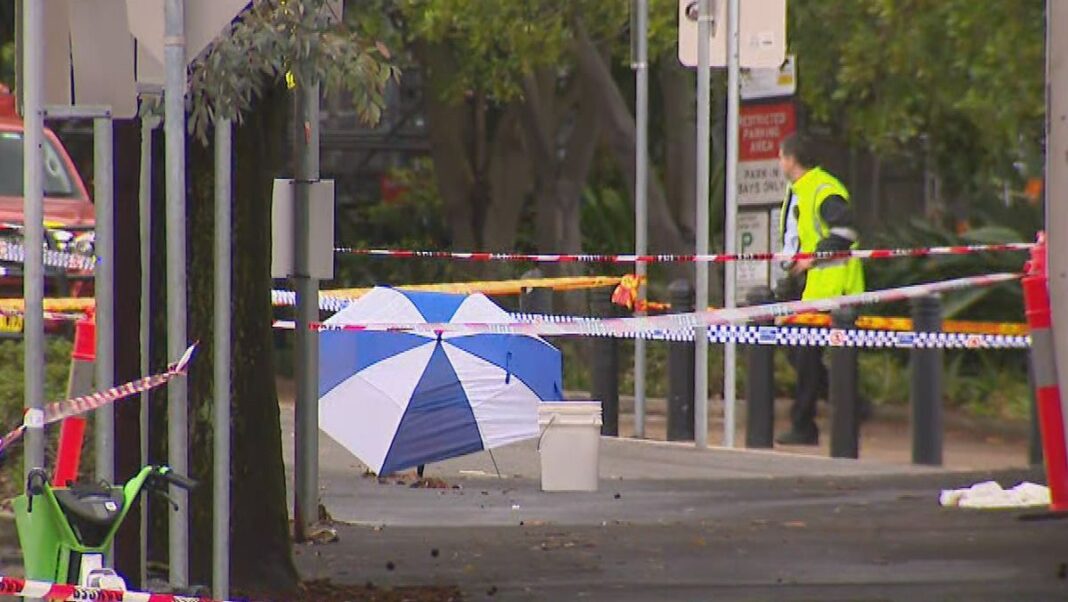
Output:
[658,55,697,248]
[112,118,146,587]
[145,86,297,594]
[185,127,216,587]
[482,106,530,254]
[413,41,477,250]
[570,20,687,256]
[228,85,300,594]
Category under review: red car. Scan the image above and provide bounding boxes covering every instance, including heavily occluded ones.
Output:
[0,85,95,332]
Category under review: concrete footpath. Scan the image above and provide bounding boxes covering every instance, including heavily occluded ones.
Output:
[281,402,1068,601]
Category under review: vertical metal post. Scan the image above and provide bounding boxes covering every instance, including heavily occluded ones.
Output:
[94,116,115,485]
[590,288,620,436]
[744,287,775,448]
[21,4,44,601]
[293,81,321,539]
[1045,0,1068,471]
[164,0,189,587]
[667,279,696,441]
[213,119,232,600]
[723,0,741,449]
[632,0,649,440]
[137,114,157,589]
[910,294,943,466]
[694,0,711,449]
[22,0,45,482]
[829,308,859,459]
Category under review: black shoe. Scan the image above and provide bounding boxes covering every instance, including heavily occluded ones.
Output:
[775,428,819,446]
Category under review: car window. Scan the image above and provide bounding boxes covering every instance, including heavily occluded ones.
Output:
[0,131,80,199]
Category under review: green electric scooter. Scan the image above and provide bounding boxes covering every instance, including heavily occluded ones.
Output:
[13,465,196,590]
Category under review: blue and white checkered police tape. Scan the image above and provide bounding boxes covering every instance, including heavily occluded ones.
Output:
[505,313,1030,350]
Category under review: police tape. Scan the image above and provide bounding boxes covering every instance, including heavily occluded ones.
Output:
[297,272,1020,338]
[0,239,96,272]
[272,316,1029,349]
[0,574,234,602]
[0,344,197,454]
[336,242,1035,264]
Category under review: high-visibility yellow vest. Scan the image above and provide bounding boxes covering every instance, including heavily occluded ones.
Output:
[779,167,865,300]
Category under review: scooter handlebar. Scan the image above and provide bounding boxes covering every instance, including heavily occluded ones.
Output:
[154,468,197,491]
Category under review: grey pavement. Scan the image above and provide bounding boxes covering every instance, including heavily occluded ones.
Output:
[280,402,939,527]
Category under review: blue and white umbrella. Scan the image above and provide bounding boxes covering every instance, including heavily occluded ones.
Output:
[318,287,563,475]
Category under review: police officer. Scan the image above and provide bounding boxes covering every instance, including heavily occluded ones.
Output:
[774,133,864,445]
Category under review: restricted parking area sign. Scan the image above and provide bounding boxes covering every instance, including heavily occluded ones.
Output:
[738,101,795,206]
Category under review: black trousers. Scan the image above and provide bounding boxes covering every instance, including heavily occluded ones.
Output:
[789,345,827,433]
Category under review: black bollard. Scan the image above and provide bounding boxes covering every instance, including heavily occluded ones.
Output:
[519,269,553,315]
[829,307,860,459]
[667,279,696,441]
[745,286,775,448]
[910,295,944,465]
[589,287,620,436]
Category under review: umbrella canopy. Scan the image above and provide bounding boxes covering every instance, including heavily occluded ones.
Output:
[318,287,563,475]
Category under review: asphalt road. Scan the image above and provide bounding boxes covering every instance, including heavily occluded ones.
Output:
[294,469,1067,601]
[278,398,1064,601]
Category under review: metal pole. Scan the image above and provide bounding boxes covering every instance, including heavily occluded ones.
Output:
[164,0,189,587]
[632,0,649,439]
[829,308,860,458]
[293,81,321,539]
[1045,0,1068,471]
[744,287,775,448]
[22,4,43,601]
[694,0,711,449]
[94,116,115,485]
[22,0,45,482]
[668,279,696,441]
[910,294,944,465]
[723,0,740,449]
[213,119,232,600]
[137,113,157,590]
[590,288,620,436]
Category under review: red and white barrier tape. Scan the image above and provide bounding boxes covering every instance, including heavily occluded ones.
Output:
[305,273,1019,337]
[0,574,232,602]
[336,243,1034,264]
[0,344,197,454]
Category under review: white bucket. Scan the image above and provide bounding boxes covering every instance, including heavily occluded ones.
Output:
[537,401,602,492]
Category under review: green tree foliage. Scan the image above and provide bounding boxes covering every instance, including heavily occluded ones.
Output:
[791,0,1045,192]
[185,0,398,140]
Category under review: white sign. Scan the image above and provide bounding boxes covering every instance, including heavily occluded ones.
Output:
[271,179,336,280]
[678,0,787,69]
[39,0,138,118]
[125,0,250,67]
[738,159,789,207]
[741,54,796,100]
[736,210,770,304]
